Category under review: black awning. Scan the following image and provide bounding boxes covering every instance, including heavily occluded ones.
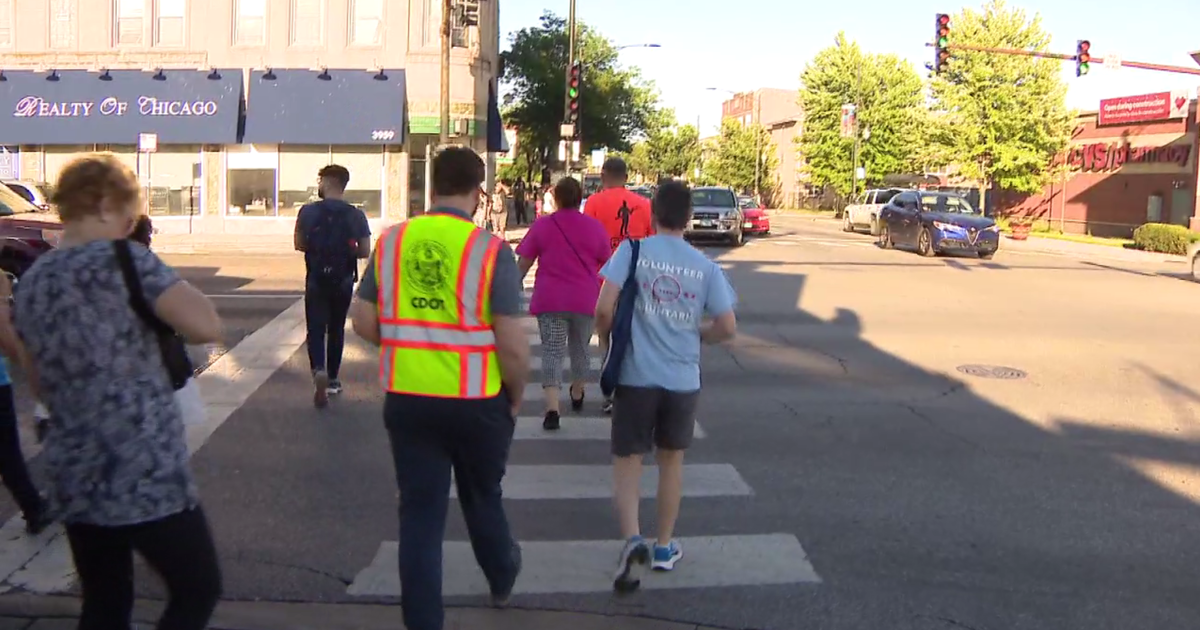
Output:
[242,69,406,145]
[0,68,243,145]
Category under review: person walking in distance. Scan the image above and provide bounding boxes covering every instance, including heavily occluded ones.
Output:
[15,154,224,630]
[294,164,372,408]
[513,177,529,225]
[584,157,655,414]
[491,180,510,239]
[350,147,528,630]
[594,181,738,593]
[515,177,611,430]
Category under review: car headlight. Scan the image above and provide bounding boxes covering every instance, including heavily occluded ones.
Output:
[41,229,63,248]
[932,221,961,231]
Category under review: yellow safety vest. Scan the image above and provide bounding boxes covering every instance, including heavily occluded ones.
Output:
[375,213,503,398]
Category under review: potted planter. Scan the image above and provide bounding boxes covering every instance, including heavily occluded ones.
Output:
[1009,220,1032,241]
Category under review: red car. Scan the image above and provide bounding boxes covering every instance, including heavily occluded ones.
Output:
[0,183,62,277]
[738,197,770,235]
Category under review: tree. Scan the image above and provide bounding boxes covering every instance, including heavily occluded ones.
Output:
[501,12,660,171]
[703,118,777,195]
[797,33,927,198]
[927,0,1072,197]
[627,121,702,182]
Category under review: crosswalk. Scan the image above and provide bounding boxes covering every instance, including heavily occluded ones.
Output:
[347,262,822,598]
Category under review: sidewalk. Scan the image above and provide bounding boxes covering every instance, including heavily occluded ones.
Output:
[999,233,1187,264]
[152,227,532,256]
[0,595,721,630]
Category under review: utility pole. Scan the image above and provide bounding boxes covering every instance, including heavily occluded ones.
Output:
[439,0,452,146]
[562,0,577,174]
[850,61,862,199]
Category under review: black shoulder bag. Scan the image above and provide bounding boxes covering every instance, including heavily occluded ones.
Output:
[113,239,194,390]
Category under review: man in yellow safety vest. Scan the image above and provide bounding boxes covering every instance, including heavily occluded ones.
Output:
[350,147,530,630]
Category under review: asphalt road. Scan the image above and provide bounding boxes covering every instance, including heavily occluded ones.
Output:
[6,228,1200,630]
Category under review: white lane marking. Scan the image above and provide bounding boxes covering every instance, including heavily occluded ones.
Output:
[512,416,706,440]
[524,382,603,401]
[347,534,820,597]
[3,299,308,593]
[449,464,752,500]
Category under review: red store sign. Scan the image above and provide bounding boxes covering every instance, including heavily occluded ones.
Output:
[1067,141,1192,173]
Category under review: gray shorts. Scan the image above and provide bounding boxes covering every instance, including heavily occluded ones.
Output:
[611,386,700,457]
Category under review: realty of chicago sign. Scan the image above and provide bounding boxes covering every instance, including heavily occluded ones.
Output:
[12,96,219,118]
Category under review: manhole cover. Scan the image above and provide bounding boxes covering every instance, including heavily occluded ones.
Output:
[956,364,1027,380]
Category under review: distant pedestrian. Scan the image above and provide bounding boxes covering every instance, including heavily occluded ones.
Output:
[595,180,737,593]
[516,177,611,430]
[0,272,47,536]
[15,153,224,630]
[350,146,527,630]
[294,164,372,408]
[542,183,556,215]
[514,177,529,225]
[491,180,510,239]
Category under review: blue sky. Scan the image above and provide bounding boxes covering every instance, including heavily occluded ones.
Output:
[499,0,1200,137]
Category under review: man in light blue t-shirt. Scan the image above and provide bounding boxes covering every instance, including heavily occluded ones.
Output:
[595,180,738,593]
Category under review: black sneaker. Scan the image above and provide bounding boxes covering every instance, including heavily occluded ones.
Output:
[313,370,330,409]
[23,496,50,536]
[489,542,523,609]
[612,536,651,594]
[327,380,344,396]
[542,410,561,431]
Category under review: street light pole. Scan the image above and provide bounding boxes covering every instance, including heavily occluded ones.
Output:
[850,60,862,199]
[439,0,451,146]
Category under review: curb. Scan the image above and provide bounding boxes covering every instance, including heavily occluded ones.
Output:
[0,595,720,630]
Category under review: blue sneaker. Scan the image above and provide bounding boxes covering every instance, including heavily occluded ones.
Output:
[652,540,683,571]
[612,536,651,594]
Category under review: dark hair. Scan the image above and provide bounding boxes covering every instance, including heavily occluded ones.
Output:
[129,214,153,247]
[553,177,583,210]
[653,181,693,230]
[432,147,485,197]
[318,164,350,191]
[601,157,628,181]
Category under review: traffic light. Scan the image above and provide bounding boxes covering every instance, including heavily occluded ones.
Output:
[1075,40,1091,77]
[933,13,951,74]
[567,61,581,128]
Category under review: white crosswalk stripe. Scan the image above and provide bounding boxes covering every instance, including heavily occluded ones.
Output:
[347,278,822,598]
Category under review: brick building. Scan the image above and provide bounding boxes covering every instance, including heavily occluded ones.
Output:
[997,91,1198,237]
[721,87,805,205]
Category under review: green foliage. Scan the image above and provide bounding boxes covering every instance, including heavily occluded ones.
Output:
[703,118,778,195]
[626,120,701,182]
[926,0,1072,194]
[500,12,661,169]
[1132,223,1200,255]
[797,33,927,198]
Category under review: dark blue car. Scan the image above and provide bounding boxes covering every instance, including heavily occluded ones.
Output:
[877,191,1000,259]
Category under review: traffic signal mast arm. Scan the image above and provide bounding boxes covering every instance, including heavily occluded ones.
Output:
[934,42,1200,76]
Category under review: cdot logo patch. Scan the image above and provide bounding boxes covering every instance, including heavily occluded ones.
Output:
[404,239,451,298]
[410,297,445,310]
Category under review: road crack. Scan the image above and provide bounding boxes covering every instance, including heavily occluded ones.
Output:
[902,405,984,452]
[226,554,352,586]
[913,614,988,630]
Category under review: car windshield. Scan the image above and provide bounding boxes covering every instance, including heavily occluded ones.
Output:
[629,188,653,199]
[738,197,756,208]
[693,189,737,208]
[920,194,979,215]
[0,183,41,216]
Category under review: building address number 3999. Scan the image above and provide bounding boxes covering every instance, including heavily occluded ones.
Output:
[371,129,397,141]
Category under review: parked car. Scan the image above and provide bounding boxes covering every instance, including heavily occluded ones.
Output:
[3,180,54,213]
[686,187,745,246]
[843,188,904,235]
[0,182,63,277]
[877,191,999,259]
[1188,240,1200,281]
[737,196,770,235]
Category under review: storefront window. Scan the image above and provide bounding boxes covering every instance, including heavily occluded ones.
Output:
[227,145,278,216]
[279,146,328,217]
[43,145,98,186]
[146,147,201,216]
[409,136,433,217]
[332,146,384,219]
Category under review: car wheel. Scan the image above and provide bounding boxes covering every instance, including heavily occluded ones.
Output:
[1192,253,1200,281]
[918,227,937,257]
[869,215,881,236]
[979,251,995,260]
[842,213,854,232]
[878,223,893,249]
[732,229,745,247]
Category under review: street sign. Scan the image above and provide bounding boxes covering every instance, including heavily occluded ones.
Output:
[855,167,866,180]
[840,104,857,138]
[560,123,575,138]
[590,149,606,168]
[1104,54,1122,71]
[138,133,158,153]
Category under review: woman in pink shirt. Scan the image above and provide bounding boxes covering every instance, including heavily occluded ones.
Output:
[516,177,612,431]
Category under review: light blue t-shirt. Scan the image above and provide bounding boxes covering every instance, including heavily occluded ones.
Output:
[0,356,10,387]
[600,235,737,392]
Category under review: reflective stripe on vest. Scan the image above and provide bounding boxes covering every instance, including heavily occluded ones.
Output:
[375,214,502,398]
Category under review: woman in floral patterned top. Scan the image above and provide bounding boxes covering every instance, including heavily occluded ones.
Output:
[14,154,224,630]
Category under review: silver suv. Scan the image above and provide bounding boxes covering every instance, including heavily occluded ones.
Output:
[685,186,745,246]
[843,188,903,236]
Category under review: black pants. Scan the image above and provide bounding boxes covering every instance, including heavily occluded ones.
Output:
[0,385,41,517]
[384,392,519,630]
[66,507,221,630]
[304,278,353,379]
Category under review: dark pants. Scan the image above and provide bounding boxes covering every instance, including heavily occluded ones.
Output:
[65,507,222,630]
[304,278,353,379]
[0,385,41,517]
[384,392,519,630]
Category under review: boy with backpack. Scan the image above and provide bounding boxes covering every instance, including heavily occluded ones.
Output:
[294,164,372,408]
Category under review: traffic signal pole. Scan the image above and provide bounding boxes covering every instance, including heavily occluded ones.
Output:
[935,42,1200,76]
